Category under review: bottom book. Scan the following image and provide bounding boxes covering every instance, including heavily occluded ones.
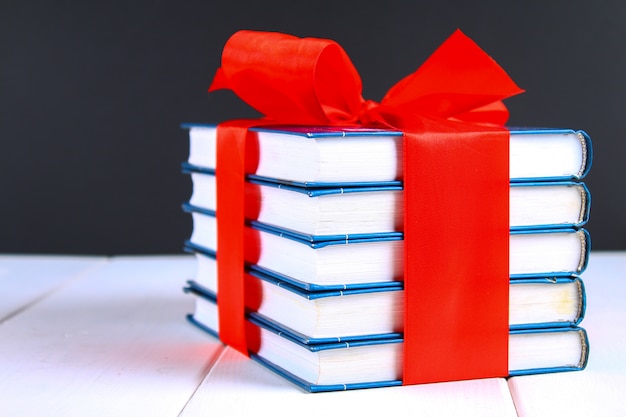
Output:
[185,287,590,392]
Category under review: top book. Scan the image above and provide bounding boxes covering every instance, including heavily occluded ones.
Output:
[183,124,592,185]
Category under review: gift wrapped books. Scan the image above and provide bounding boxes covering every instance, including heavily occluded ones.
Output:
[181,29,592,391]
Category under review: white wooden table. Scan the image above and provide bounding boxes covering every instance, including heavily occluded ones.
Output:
[1,252,624,417]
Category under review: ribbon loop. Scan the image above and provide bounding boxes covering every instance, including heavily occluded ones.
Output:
[209,30,364,125]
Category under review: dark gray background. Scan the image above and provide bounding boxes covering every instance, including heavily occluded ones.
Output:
[1,1,623,254]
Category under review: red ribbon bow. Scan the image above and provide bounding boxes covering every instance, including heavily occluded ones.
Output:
[210,29,521,128]
[209,29,523,385]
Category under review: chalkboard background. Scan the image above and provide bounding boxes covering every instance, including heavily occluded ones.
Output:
[2,1,624,254]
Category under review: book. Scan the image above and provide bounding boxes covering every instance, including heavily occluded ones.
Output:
[183,211,590,289]
[185,288,589,392]
[183,265,586,340]
[183,166,590,235]
[183,124,592,184]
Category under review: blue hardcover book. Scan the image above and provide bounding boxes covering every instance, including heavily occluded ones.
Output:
[184,287,589,393]
[182,165,590,235]
[183,265,585,343]
[183,124,592,185]
[182,205,590,289]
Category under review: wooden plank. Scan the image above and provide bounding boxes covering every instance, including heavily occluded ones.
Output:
[0,255,106,322]
[180,346,518,417]
[0,255,224,417]
[508,252,626,417]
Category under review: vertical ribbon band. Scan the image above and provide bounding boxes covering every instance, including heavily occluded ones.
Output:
[403,126,510,383]
[209,29,522,383]
[216,119,269,354]
[215,121,249,354]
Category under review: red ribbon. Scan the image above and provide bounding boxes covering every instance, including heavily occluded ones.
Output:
[209,29,523,384]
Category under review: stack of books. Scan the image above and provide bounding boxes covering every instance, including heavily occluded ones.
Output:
[181,124,592,392]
